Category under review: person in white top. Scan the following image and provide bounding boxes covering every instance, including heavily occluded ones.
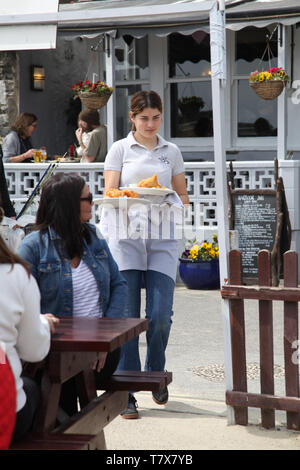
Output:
[104,90,189,419]
[0,207,59,442]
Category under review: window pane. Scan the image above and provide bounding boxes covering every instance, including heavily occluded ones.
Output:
[115,35,149,81]
[168,31,211,78]
[170,82,213,138]
[235,26,278,75]
[116,84,150,139]
[238,80,277,137]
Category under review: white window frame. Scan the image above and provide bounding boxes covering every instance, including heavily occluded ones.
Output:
[162,34,214,151]
[230,28,277,151]
[114,27,280,154]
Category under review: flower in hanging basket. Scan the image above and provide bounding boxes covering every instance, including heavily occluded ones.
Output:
[249,67,289,84]
[180,234,219,262]
[249,67,289,100]
[71,80,113,110]
[71,80,113,96]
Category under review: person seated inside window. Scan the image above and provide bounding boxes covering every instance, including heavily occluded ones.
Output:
[75,109,107,163]
[2,113,38,163]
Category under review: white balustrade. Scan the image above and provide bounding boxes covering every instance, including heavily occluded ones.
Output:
[6,159,300,278]
[4,161,275,229]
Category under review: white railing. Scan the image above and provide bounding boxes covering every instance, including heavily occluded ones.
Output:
[4,161,275,227]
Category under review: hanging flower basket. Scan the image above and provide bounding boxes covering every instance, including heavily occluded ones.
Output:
[70,80,113,110]
[78,92,112,110]
[249,68,289,101]
[250,80,286,101]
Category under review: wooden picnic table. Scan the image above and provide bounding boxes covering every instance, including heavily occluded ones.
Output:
[31,317,148,449]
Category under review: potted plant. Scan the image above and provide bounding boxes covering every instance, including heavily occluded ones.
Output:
[249,67,289,100]
[70,80,113,110]
[179,234,220,289]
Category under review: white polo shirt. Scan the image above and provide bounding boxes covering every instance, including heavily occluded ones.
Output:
[102,132,185,281]
[105,131,185,188]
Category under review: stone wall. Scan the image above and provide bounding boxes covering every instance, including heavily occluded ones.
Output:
[0,52,19,140]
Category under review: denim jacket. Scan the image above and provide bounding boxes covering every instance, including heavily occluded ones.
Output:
[18,224,128,317]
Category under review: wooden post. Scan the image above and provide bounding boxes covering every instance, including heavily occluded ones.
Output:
[229,250,248,425]
[258,250,275,428]
[283,251,300,430]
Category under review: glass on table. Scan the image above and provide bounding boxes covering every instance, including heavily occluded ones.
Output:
[41,147,47,160]
[33,149,42,163]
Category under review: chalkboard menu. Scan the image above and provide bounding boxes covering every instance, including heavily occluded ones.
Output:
[231,191,277,277]
[228,160,292,285]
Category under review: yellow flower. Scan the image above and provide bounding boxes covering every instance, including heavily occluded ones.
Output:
[265,72,271,80]
[259,75,264,82]
[189,245,200,259]
[183,236,219,262]
[190,249,199,260]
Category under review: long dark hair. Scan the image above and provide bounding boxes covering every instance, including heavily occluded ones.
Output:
[0,207,30,275]
[11,112,37,138]
[130,91,163,131]
[35,172,90,258]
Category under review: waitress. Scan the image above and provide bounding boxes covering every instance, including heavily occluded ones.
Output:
[103,90,189,419]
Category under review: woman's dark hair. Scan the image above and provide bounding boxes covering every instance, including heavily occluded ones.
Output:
[35,172,89,258]
[130,91,163,131]
[11,112,38,138]
[0,207,30,275]
[78,109,100,127]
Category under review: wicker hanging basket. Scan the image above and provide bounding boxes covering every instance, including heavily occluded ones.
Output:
[78,92,112,110]
[249,80,286,101]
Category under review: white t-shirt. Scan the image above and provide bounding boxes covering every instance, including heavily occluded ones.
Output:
[71,259,103,318]
[102,132,185,281]
[0,264,50,411]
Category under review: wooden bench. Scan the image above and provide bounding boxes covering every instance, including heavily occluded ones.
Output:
[10,371,172,450]
[10,432,97,450]
[99,370,173,392]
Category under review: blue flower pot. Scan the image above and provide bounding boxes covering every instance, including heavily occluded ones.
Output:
[179,258,220,290]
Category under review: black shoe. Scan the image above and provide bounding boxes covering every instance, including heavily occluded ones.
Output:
[152,387,169,405]
[121,393,139,419]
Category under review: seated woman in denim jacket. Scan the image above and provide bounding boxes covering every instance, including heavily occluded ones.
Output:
[18,172,128,416]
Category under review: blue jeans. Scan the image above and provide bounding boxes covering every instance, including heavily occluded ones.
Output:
[118,270,175,372]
